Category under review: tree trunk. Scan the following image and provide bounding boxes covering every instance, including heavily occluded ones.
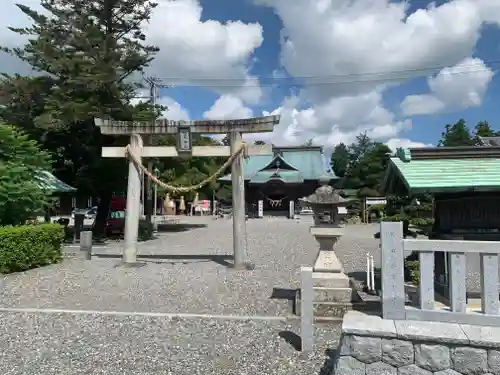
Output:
[93,191,112,238]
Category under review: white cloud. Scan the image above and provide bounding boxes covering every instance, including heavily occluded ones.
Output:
[203,95,253,120]
[253,0,500,146]
[385,138,432,152]
[400,57,494,116]
[144,0,264,104]
[0,0,264,104]
[130,89,190,120]
[3,0,500,148]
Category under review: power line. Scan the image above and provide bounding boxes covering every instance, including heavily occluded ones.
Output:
[154,59,500,83]
[149,65,496,88]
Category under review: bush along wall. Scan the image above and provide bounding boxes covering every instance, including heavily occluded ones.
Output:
[0,223,64,274]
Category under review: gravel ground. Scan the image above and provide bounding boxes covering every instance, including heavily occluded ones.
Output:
[0,312,341,375]
[0,218,380,315]
[0,217,371,374]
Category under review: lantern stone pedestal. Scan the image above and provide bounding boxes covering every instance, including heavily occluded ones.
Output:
[310,226,355,307]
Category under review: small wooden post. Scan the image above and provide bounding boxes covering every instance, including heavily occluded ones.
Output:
[80,231,92,260]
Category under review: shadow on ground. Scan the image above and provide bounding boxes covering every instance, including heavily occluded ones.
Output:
[270,287,297,301]
[156,223,207,233]
[318,348,337,375]
[279,330,301,351]
[93,253,234,267]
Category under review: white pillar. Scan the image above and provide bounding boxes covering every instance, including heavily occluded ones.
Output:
[289,200,295,219]
[123,134,143,264]
[257,200,263,218]
[230,131,247,268]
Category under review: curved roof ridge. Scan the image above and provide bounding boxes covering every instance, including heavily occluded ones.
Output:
[257,153,300,172]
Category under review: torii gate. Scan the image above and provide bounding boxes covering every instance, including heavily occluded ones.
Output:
[95,116,280,268]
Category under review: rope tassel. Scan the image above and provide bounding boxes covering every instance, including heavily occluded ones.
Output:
[124,142,248,193]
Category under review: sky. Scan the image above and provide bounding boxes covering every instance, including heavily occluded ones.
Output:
[2,0,500,150]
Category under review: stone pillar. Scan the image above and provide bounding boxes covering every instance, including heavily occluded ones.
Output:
[123,134,143,264]
[230,131,248,268]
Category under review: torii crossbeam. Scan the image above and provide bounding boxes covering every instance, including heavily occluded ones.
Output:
[95,116,280,268]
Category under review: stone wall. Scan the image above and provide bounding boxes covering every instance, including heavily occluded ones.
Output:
[334,312,500,375]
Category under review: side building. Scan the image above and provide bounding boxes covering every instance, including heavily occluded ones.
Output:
[218,145,338,214]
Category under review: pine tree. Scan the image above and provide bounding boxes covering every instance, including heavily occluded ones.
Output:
[2,0,159,235]
[438,119,475,146]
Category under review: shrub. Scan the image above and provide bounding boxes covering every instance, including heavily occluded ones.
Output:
[405,260,420,285]
[410,217,434,227]
[0,223,64,274]
[138,219,154,241]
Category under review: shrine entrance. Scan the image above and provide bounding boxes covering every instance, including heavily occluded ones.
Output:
[95,116,280,269]
[258,180,292,213]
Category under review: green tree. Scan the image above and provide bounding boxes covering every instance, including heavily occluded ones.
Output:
[153,134,227,202]
[331,142,349,177]
[349,142,391,194]
[473,120,499,144]
[438,119,475,146]
[0,123,52,226]
[348,132,374,164]
[254,140,266,145]
[2,0,159,235]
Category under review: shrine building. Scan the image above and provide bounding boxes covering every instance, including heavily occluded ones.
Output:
[381,145,500,300]
[218,145,338,213]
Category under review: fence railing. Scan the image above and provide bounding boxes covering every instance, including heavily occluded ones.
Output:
[381,221,500,326]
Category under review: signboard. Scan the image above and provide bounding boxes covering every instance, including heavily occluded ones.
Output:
[366,197,387,206]
[258,200,263,218]
[177,127,192,153]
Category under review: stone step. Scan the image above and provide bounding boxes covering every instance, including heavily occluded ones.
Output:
[313,272,350,288]
[314,287,354,303]
[295,289,378,318]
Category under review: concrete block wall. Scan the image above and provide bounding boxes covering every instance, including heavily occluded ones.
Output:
[334,312,500,375]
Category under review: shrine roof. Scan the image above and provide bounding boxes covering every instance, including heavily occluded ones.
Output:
[35,170,77,193]
[382,146,500,195]
[219,145,338,183]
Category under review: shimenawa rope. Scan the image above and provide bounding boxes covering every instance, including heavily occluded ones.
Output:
[124,142,249,193]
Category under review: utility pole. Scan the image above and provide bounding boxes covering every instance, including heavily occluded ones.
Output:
[143,77,170,225]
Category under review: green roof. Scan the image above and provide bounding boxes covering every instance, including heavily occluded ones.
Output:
[219,146,337,183]
[383,146,500,194]
[35,171,77,193]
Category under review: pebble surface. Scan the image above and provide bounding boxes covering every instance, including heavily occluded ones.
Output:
[0,312,341,375]
[0,219,380,315]
[3,217,487,374]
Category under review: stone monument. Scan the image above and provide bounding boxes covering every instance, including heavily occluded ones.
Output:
[298,175,357,316]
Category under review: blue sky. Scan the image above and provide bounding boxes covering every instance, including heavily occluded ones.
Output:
[3,0,500,148]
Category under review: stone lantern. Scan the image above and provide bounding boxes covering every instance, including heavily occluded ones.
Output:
[300,174,350,228]
[299,175,355,314]
[300,175,351,256]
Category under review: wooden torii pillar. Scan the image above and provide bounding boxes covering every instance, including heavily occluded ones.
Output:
[95,116,280,268]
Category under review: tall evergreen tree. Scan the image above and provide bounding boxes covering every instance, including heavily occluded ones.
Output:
[2,0,159,235]
[438,119,475,146]
[331,142,349,178]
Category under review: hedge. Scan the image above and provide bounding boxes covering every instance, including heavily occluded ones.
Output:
[0,223,64,274]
